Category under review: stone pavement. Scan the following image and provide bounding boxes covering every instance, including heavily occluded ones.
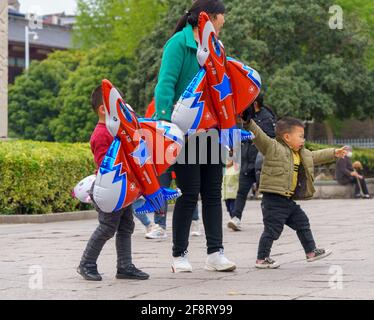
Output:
[1,199,374,300]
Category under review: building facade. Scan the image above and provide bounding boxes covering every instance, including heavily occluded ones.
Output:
[0,1,8,138]
[1,1,74,138]
[8,8,73,83]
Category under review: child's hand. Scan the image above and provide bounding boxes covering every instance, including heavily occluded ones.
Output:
[335,147,349,158]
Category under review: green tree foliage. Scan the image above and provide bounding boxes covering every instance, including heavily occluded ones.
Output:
[129,0,374,120]
[337,0,374,69]
[50,46,134,142]
[126,0,192,114]
[222,0,374,120]
[73,0,168,56]
[8,50,83,141]
[8,0,373,142]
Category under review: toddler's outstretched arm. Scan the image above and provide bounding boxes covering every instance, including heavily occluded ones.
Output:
[247,120,277,156]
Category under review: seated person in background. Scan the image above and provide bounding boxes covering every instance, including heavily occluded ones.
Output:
[335,146,371,199]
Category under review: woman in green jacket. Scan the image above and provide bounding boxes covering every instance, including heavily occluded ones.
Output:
[154,0,236,273]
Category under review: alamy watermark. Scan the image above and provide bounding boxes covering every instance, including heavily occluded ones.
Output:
[329,5,344,30]
[328,265,344,290]
[28,265,43,290]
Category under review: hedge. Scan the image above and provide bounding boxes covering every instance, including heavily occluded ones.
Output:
[0,140,95,215]
[1,140,373,215]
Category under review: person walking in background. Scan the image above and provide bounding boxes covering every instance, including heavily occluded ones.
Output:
[133,171,172,240]
[133,170,202,239]
[227,95,276,231]
[335,146,371,199]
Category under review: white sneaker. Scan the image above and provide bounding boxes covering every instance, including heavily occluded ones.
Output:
[145,222,154,234]
[190,220,202,236]
[205,250,236,272]
[227,217,242,231]
[171,254,192,273]
[145,224,167,239]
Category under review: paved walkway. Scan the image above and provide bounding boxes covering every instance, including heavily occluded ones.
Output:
[1,199,374,300]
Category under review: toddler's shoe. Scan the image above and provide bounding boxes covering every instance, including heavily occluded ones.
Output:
[255,257,280,269]
[306,248,332,262]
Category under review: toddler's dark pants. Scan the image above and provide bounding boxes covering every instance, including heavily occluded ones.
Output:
[257,193,316,260]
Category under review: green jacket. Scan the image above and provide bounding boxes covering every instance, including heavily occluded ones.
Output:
[154,24,200,121]
[248,120,337,200]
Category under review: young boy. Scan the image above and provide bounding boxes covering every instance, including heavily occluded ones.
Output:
[246,117,348,269]
[77,85,149,281]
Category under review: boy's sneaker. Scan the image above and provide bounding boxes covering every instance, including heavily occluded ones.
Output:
[145,224,167,239]
[171,253,193,273]
[306,248,332,262]
[190,220,202,236]
[205,250,236,272]
[255,257,280,269]
[227,217,241,231]
[116,263,149,280]
[77,264,102,281]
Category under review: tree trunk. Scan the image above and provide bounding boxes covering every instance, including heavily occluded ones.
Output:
[324,120,334,144]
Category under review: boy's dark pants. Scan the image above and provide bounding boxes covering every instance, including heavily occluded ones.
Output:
[257,193,316,260]
[80,205,135,270]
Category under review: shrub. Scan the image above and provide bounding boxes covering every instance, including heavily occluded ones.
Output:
[0,140,95,215]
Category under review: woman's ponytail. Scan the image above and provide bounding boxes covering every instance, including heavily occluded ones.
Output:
[173,11,190,35]
[172,0,225,35]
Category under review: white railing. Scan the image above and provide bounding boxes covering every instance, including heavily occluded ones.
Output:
[311,138,374,149]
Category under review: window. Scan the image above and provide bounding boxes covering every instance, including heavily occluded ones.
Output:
[8,57,26,68]
[9,57,16,67]
[16,58,25,68]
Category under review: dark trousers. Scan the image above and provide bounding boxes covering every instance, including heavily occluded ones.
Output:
[173,162,223,257]
[80,205,135,269]
[225,199,236,218]
[232,169,257,220]
[257,193,316,260]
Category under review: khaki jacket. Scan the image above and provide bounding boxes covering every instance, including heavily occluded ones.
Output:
[248,120,337,200]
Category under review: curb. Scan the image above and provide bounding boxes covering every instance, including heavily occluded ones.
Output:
[0,204,177,225]
[0,210,98,224]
